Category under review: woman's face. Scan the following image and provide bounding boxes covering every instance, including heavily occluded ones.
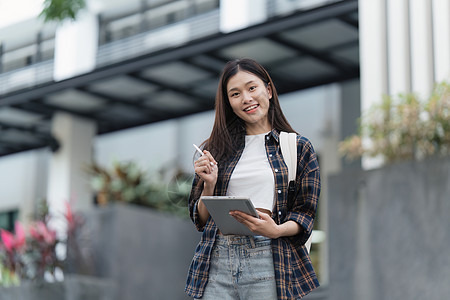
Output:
[226,71,272,134]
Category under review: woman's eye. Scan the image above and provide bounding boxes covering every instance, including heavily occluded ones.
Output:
[231,92,239,97]
[249,86,257,91]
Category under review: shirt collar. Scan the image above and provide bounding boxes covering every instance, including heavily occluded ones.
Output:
[268,128,280,143]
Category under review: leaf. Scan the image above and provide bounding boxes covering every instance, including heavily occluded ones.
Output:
[39,0,87,23]
[0,229,14,252]
[14,222,26,250]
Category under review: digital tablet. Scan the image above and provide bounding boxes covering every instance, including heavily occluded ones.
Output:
[201,196,259,235]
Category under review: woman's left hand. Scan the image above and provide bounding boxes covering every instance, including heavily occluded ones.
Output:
[229,210,281,239]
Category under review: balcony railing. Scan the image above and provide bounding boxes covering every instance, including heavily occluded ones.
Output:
[96,9,219,68]
[0,7,220,96]
[0,60,54,95]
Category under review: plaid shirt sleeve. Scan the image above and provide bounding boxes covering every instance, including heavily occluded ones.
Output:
[270,131,320,299]
[186,173,218,298]
[188,174,205,232]
[286,136,321,248]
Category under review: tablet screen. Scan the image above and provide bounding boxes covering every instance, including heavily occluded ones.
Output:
[201,196,259,235]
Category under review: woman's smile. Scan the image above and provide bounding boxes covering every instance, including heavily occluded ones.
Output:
[243,104,260,113]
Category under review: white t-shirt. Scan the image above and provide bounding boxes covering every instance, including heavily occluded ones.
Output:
[226,132,275,211]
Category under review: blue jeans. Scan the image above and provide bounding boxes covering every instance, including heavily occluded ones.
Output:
[201,234,277,299]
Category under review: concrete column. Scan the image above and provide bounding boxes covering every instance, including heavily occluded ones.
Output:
[359,0,388,169]
[387,0,411,95]
[20,150,49,225]
[340,79,361,169]
[47,112,96,234]
[432,0,450,82]
[220,0,267,33]
[53,9,98,81]
[409,0,434,98]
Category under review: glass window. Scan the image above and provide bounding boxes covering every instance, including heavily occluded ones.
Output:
[0,210,19,232]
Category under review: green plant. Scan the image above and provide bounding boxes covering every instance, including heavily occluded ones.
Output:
[39,0,87,23]
[339,81,450,164]
[85,161,190,218]
[422,82,450,156]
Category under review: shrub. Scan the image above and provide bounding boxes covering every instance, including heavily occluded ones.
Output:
[85,161,191,218]
[339,81,450,164]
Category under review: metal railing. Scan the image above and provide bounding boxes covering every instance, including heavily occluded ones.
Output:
[96,9,219,68]
[0,7,220,96]
[0,60,54,95]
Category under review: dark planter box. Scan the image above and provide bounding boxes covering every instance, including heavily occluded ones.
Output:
[328,157,450,300]
[82,203,201,300]
[0,275,116,300]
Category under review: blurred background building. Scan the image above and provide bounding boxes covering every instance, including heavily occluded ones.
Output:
[0,0,448,299]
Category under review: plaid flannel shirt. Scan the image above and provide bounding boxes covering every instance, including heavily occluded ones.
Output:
[185,128,321,299]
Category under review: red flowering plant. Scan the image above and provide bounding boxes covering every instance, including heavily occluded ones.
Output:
[27,221,60,281]
[0,201,84,287]
[0,222,26,286]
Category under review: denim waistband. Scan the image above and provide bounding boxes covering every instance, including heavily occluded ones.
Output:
[215,234,272,248]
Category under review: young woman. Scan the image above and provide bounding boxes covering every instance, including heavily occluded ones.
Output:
[185,58,321,299]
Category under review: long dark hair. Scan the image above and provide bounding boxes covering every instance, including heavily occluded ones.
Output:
[201,58,296,162]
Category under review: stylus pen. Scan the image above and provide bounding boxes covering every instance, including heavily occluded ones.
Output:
[193,144,215,166]
[193,144,204,156]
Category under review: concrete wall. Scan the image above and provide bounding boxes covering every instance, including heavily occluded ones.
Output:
[0,275,116,300]
[328,157,450,300]
[82,204,201,300]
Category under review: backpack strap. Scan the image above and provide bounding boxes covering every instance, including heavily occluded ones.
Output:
[280,132,297,196]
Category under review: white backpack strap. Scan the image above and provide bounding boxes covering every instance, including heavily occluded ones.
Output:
[280,131,312,254]
[279,132,291,178]
[287,132,297,180]
[280,132,297,181]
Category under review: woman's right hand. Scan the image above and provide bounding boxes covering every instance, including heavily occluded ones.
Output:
[194,150,218,190]
[194,151,217,226]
